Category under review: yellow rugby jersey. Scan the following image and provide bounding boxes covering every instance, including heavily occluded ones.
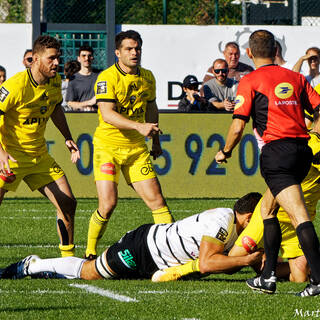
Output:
[94,63,156,146]
[277,132,320,223]
[0,69,62,157]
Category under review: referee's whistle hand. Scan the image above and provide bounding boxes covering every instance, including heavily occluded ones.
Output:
[215,151,227,164]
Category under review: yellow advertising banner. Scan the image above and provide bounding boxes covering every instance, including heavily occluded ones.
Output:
[8,113,266,198]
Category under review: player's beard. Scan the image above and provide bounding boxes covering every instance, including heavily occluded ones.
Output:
[39,63,57,80]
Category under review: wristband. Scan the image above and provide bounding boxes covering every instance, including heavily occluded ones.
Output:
[221,148,232,157]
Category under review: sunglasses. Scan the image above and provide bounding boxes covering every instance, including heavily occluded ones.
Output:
[26,57,33,63]
[214,68,228,74]
[186,85,198,90]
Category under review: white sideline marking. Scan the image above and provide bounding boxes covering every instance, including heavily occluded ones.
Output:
[70,284,138,302]
[0,244,107,249]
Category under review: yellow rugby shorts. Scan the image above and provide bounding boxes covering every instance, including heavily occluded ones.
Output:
[235,198,303,259]
[93,144,157,184]
[0,152,65,192]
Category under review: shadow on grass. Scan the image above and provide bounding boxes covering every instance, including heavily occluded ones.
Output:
[0,305,81,313]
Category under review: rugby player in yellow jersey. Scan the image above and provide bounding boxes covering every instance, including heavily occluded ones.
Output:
[228,107,320,283]
[0,35,80,257]
[84,30,174,259]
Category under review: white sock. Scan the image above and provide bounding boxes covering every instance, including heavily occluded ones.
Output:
[29,257,85,279]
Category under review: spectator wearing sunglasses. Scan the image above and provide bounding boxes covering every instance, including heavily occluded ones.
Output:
[23,49,33,68]
[177,75,211,112]
[202,59,238,112]
[201,42,254,87]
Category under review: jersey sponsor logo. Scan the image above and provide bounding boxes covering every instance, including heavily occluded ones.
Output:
[97,81,107,94]
[129,95,136,104]
[118,249,137,270]
[40,93,48,101]
[234,95,245,110]
[274,82,294,99]
[0,87,9,102]
[52,162,63,173]
[23,117,48,125]
[140,161,154,175]
[215,227,228,242]
[129,83,138,91]
[119,106,144,116]
[40,106,48,114]
[100,162,116,175]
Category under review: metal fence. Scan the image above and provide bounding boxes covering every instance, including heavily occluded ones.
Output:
[0,0,319,26]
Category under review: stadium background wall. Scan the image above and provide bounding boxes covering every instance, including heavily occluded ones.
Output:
[7,113,266,198]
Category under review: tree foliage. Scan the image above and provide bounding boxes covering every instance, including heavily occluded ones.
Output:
[0,0,27,23]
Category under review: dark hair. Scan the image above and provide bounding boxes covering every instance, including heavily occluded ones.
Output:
[23,49,32,58]
[249,30,276,59]
[213,58,228,68]
[225,42,240,52]
[275,40,282,56]
[115,30,142,50]
[33,35,60,54]
[306,47,320,58]
[78,45,94,56]
[64,60,81,80]
[0,65,6,74]
[314,108,320,123]
[234,192,262,214]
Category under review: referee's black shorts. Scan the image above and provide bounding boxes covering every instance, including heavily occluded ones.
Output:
[106,224,158,279]
[260,138,313,197]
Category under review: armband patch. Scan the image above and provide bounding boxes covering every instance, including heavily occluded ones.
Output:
[215,227,228,242]
[0,87,9,102]
[97,81,107,94]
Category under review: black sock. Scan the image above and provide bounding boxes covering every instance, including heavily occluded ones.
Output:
[296,221,320,284]
[262,217,281,279]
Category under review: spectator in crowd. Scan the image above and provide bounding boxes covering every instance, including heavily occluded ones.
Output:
[203,59,238,113]
[61,60,81,112]
[66,45,98,112]
[0,66,6,85]
[292,47,320,88]
[22,49,33,68]
[177,75,211,112]
[201,41,254,86]
[274,40,292,69]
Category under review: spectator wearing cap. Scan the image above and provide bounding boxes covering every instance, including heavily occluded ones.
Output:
[177,75,211,112]
[201,42,254,88]
[203,59,238,113]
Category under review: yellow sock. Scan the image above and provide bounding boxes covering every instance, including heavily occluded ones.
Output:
[152,206,174,224]
[175,259,200,276]
[59,244,75,257]
[85,209,109,257]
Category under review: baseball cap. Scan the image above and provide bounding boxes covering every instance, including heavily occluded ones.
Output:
[182,75,201,88]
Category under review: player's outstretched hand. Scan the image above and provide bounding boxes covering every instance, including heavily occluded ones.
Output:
[65,140,80,163]
[246,250,263,266]
[215,150,227,164]
[0,148,16,175]
[137,123,160,138]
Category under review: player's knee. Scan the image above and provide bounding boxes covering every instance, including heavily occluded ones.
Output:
[65,196,77,215]
[98,201,117,218]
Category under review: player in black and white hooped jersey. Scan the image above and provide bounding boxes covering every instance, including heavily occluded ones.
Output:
[0,193,263,282]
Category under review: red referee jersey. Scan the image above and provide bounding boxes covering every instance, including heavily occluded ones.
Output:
[233,64,320,144]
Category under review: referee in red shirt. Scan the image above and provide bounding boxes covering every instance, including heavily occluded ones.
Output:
[215,30,320,297]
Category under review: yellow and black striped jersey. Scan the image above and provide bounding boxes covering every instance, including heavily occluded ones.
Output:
[0,68,62,157]
[277,132,320,222]
[94,63,156,147]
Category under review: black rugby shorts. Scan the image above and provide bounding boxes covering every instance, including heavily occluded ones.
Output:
[260,138,312,197]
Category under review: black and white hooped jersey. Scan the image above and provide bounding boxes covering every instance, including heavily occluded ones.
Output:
[147,208,238,270]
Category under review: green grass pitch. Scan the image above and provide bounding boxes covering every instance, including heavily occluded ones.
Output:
[0,198,319,320]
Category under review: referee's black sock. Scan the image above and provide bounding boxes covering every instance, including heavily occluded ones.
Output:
[261,217,281,279]
[296,221,320,284]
